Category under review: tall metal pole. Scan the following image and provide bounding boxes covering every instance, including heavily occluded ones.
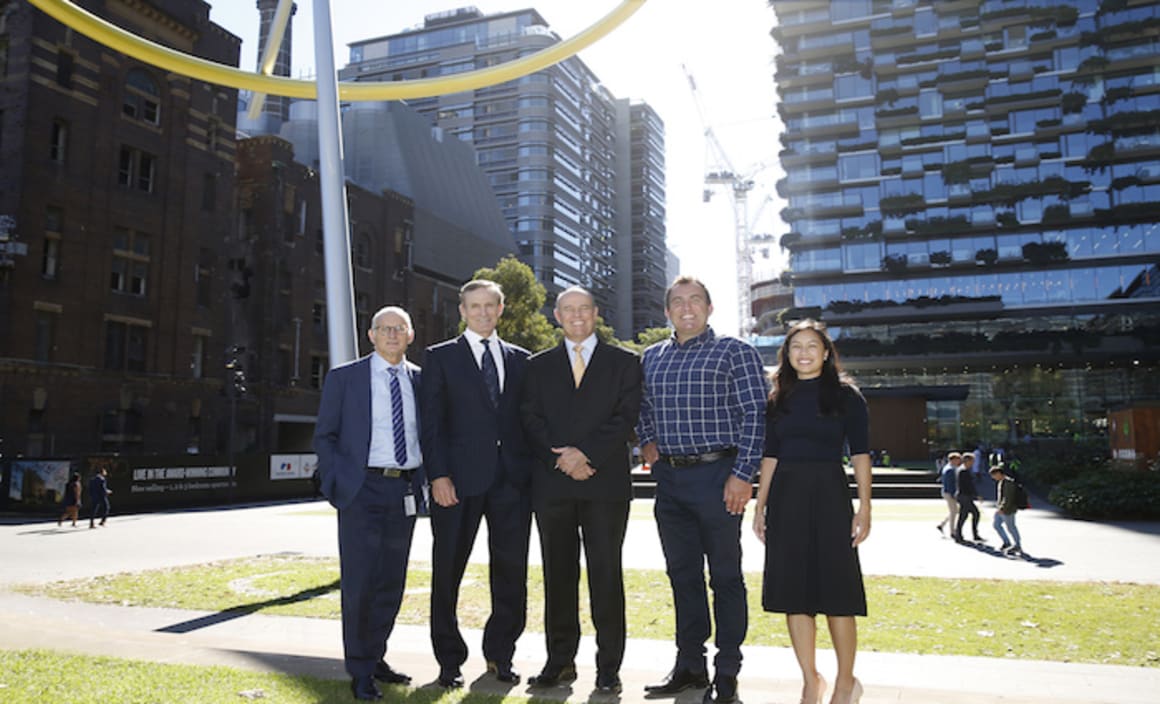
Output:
[313,0,358,365]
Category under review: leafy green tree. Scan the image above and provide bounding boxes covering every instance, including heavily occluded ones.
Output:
[468,256,556,352]
[621,326,673,354]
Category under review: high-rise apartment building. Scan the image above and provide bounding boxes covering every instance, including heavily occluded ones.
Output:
[339,7,667,337]
[617,99,668,333]
[771,0,1160,457]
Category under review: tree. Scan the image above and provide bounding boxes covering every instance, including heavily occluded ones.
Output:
[468,256,556,352]
[621,326,673,354]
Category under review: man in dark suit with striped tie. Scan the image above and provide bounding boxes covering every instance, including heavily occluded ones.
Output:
[421,279,534,688]
[314,306,423,701]
[520,286,642,694]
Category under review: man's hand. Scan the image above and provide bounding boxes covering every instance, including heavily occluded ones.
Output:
[551,446,590,475]
[640,441,659,465]
[566,463,596,481]
[430,477,458,507]
[723,475,751,516]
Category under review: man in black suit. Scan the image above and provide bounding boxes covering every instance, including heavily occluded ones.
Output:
[420,279,533,688]
[520,286,642,694]
[313,306,424,701]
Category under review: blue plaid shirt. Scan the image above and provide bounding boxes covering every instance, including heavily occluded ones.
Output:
[637,326,768,482]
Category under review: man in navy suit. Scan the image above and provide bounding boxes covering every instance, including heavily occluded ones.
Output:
[520,286,642,694]
[421,279,533,688]
[314,306,423,701]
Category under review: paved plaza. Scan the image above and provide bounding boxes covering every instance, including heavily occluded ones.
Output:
[2,498,1158,703]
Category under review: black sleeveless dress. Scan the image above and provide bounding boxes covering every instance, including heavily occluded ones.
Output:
[762,380,869,616]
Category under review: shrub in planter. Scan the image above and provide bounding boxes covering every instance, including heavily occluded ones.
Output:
[1049,470,1160,520]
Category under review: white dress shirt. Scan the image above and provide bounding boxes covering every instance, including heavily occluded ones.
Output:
[463,328,506,391]
[367,354,422,469]
[567,333,597,369]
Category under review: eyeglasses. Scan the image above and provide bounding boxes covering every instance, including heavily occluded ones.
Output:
[374,324,408,336]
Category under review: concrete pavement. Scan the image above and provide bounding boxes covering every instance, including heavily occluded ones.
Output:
[2,498,1158,703]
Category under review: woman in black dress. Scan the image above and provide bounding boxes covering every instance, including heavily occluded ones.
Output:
[753,320,870,704]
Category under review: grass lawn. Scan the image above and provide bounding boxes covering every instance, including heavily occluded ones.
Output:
[17,556,1160,667]
[0,649,514,704]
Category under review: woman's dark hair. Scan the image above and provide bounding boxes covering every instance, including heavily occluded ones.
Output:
[769,319,857,416]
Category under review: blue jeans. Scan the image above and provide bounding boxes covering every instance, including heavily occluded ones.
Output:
[993,511,1021,548]
[652,456,747,677]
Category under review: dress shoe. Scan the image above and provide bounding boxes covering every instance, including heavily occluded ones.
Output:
[596,672,623,694]
[350,676,383,701]
[436,667,464,688]
[372,661,411,685]
[702,674,738,704]
[486,660,520,684]
[528,663,578,687]
[644,667,710,695]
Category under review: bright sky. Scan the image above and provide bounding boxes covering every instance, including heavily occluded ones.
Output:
[210,0,785,336]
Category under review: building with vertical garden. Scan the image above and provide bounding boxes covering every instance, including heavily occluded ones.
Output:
[769,0,1160,460]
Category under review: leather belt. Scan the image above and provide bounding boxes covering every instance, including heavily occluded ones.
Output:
[659,448,737,468]
[366,467,416,480]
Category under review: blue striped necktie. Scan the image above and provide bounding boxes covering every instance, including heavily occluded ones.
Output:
[480,338,500,408]
[387,367,407,466]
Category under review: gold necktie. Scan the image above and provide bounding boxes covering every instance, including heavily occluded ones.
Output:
[572,344,585,388]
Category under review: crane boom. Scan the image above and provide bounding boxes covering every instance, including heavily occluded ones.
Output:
[682,64,756,335]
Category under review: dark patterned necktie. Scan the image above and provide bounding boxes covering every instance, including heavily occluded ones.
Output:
[387,367,407,465]
[480,338,500,408]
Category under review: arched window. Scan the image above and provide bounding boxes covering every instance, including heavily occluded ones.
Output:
[123,68,160,124]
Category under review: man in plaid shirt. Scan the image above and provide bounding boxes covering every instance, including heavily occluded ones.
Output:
[637,276,767,704]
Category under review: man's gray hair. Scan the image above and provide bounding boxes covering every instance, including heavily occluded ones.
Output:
[370,306,413,331]
[460,279,505,305]
[555,286,595,309]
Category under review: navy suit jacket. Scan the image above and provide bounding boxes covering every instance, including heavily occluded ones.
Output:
[521,340,642,502]
[420,335,532,498]
[313,354,422,510]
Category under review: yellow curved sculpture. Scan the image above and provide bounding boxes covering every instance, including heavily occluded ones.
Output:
[28,0,646,100]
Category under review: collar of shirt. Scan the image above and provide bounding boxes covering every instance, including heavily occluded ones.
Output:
[463,328,506,386]
[370,352,406,377]
[564,334,596,366]
[671,325,716,349]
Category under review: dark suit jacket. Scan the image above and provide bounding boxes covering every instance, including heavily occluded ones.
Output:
[313,354,423,510]
[521,340,643,502]
[420,335,532,498]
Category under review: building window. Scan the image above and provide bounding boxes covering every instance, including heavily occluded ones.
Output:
[309,355,327,389]
[0,37,9,78]
[355,234,372,269]
[117,146,157,192]
[202,173,216,211]
[56,51,73,87]
[42,207,62,280]
[42,237,60,280]
[110,228,149,296]
[34,311,57,362]
[122,68,160,124]
[104,320,149,371]
[191,334,207,378]
[49,120,67,163]
[196,248,214,307]
[312,282,326,335]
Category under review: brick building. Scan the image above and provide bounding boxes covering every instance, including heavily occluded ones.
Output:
[0,0,241,456]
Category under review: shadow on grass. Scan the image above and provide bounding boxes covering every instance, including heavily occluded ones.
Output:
[156,579,340,634]
[954,537,1063,569]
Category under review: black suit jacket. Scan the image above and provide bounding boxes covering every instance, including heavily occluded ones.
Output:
[521,340,643,502]
[420,335,532,498]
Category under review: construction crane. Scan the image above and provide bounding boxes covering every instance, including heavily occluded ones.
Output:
[683,64,762,336]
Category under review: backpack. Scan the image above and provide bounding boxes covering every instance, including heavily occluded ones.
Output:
[1013,481,1031,510]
